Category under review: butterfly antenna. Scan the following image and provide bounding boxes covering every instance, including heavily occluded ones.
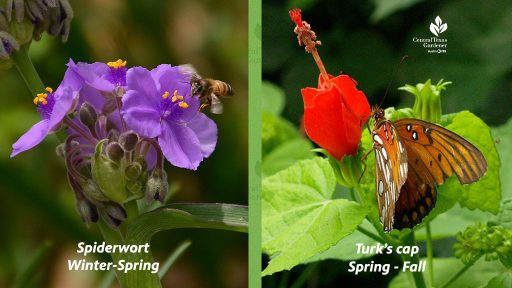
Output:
[378,55,409,107]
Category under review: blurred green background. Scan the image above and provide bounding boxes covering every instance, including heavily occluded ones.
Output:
[263,0,512,286]
[0,0,247,287]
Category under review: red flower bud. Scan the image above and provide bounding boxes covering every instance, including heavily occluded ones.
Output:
[301,74,370,159]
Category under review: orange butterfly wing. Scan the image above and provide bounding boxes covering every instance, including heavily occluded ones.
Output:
[391,119,487,229]
[372,120,408,232]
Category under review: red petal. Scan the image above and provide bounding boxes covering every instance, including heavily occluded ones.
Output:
[301,74,370,160]
[302,86,361,159]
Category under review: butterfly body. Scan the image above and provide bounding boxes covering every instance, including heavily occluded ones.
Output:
[371,107,487,232]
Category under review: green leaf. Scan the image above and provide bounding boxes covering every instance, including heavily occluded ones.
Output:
[262,138,315,178]
[262,157,366,276]
[370,0,424,22]
[304,220,379,262]
[492,117,512,200]
[262,81,286,115]
[122,203,248,288]
[389,257,507,288]
[439,111,501,214]
[485,271,512,288]
[262,111,301,157]
[498,199,512,229]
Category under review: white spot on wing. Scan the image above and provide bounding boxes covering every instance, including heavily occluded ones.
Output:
[378,180,384,196]
[381,148,388,160]
[373,134,383,145]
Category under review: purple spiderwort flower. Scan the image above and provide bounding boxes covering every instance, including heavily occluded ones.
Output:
[69,59,127,95]
[121,65,217,170]
[11,66,82,157]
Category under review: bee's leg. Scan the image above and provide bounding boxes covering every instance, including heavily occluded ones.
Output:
[200,103,209,111]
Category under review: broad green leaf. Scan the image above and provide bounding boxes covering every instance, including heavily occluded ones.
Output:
[262,138,314,178]
[485,271,512,288]
[304,220,379,262]
[371,0,424,22]
[439,111,501,214]
[262,111,300,157]
[389,257,507,288]
[121,203,248,288]
[262,81,286,115]
[492,117,512,200]
[262,158,366,276]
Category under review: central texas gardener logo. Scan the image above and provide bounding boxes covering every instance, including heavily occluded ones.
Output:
[430,16,447,36]
[412,16,448,54]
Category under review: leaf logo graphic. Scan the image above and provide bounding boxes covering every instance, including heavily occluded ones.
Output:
[430,16,448,36]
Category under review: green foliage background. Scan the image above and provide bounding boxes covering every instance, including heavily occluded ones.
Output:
[263,0,512,287]
[0,0,247,287]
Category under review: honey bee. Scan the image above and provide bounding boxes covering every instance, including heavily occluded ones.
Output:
[180,65,234,114]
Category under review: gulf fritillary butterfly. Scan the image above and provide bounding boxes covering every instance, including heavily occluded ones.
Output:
[371,107,487,232]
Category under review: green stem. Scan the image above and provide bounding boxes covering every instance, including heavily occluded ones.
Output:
[357,226,386,244]
[426,222,434,288]
[10,46,44,95]
[439,258,479,288]
[125,199,139,222]
[403,232,427,288]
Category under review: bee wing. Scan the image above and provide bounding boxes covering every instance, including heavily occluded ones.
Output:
[209,94,224,114]
[178,64,198,77]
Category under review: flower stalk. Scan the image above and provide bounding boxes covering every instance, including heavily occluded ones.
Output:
[10,46,44,95]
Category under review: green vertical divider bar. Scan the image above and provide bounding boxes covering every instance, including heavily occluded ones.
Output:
[248,0,262,286]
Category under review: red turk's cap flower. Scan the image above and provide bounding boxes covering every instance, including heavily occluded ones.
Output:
[301,74,371,159]
[289,8,370,160]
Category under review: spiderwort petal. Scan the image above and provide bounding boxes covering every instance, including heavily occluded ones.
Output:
[11,86,76,157]
[158,121,203,170]
[121,64,217,170]
[11,119,51,157]
[121,89,161,138]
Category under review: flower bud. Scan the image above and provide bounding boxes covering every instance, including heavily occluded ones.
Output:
[145,169,168,202]
[119,130,139,152]
[317,148,364,188]
[126,181,143,195]
[106,142,124,164]
[79,102,98,129]
[80,178,110,203]
[107,129,120,143]
[101,98,117,115]
[56,143,66,158]
[76,198,99,225]
[92,140,128,203]
[100,202,127,228]
[398,79,451,123]
[125,162,142,181]
[115,86,125,98]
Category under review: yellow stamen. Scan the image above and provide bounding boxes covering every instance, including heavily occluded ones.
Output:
[178,101,189,109]
[33,92,48,105]
[45,87,53,93]
[162,91,170,99]
[107,59,127,69]
[171,90,179,102]
[177,95,184,100]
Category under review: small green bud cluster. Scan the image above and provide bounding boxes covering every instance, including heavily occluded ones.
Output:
[64,103,170,228]
[453,223,512,268]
